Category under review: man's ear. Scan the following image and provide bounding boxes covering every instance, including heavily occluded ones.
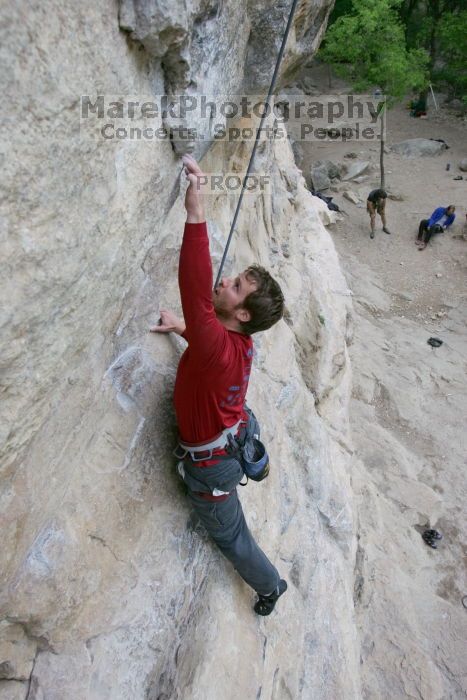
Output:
[235,307,251,323]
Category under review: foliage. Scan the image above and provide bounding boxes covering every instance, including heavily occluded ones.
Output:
[435,9,467,101]
[327,0,354,25]
[400,0,464,56]
[319,0,429,103]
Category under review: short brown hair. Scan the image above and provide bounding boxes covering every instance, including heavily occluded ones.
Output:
[238,265,284,334]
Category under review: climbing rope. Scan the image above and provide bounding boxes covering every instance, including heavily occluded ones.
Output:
[214,0,301,287]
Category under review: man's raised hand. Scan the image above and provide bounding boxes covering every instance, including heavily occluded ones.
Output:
[182,153,204,178]
[182,154,205,223]
[150,309,186,336]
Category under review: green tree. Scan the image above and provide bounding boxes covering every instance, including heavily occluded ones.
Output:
[436,9,467,102]
[319,0,429,187]
[399,0,466,103]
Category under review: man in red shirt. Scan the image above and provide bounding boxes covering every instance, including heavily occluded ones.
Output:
[151,154,287,615]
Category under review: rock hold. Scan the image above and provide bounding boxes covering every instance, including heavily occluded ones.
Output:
[0,622,37,681]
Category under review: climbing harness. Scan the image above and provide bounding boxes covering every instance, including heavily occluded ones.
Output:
[174,418,243,461]
[214,0,301,287]
[225,406,270,483]
[174,406,270,496]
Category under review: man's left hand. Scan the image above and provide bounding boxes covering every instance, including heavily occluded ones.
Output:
[150,309,186,336]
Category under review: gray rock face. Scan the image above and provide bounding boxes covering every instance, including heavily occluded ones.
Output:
[1,1,357,699]
[391,138,448,158]
[118,0,335,154]
[119,0,334,92]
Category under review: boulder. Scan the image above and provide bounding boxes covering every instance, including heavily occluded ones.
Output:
[311,163,331,191]
[458,159,467,172]
[388,191,404,201]
[343,190,361,204]
[297,75,319,94]
[391,138,448,158]
[313,159,340,179]
[448,99,464,112]
[342,161,370,181]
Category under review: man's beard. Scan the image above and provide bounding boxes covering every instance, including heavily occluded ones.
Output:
[212,291,237,321]
[212,293,229,319]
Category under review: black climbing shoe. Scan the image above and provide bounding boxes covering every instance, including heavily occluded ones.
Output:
[422,529,442,549]
[383,227,391,234]
[426,529,442,540]
[370,231,375,239]
[254,579,288,616]
[427,337,443,348]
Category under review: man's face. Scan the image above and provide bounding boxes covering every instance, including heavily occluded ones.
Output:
[213,270,257,322]
[447,206,455,215]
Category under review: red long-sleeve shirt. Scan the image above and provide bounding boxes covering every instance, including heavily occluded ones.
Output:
[173,222,252,443]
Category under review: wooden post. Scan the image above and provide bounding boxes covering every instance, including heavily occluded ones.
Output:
[379,107,385,189]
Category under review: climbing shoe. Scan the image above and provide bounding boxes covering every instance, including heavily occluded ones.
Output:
[254,579,288,616]
[370,231,375,239]
[422,529,442,549]
[383,227,391,234]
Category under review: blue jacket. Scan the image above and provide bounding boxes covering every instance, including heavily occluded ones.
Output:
[428,207,455,229]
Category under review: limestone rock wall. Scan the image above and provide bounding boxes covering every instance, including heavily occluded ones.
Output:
[0,2,362,699]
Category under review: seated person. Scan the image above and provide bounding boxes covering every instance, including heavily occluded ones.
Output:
[416,205,456,250]
[410,95,427,117]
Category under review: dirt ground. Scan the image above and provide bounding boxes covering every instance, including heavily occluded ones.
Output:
[301,66,467,321]
[297,64,467,697]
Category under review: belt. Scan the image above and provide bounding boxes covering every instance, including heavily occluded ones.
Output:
[174,419,243,462]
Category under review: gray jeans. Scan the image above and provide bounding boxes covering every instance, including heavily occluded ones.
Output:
[188,489,280,596]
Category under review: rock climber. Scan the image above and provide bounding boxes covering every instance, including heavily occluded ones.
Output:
[416,204,456,250]
[151,154,287,615]
[366,188,391,239]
